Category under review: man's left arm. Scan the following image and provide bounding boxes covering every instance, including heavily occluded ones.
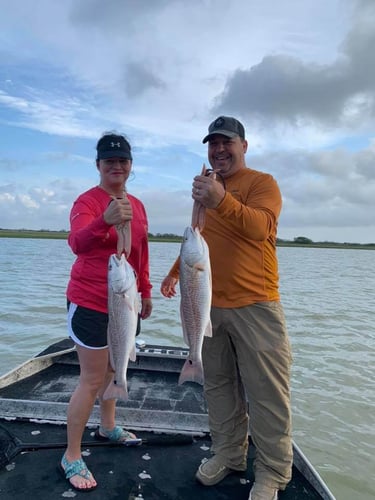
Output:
[215,174,282,241]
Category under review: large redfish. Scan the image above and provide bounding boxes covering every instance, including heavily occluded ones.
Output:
[179,225,212,385]
[103,253,139,401]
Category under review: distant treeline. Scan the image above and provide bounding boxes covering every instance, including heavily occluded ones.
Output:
[0,228,182,243]
[0,228,374,249]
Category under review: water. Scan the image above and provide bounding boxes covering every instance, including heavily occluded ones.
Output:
[0,238,374,499]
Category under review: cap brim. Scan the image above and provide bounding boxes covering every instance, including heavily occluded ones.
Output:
[97,151,132,160]
[202,130,238,143]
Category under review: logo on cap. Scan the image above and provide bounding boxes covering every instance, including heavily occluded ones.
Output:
[214,117,225,128]
[96,134,132,160]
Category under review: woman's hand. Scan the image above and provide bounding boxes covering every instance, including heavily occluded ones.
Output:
[140,298,153,319]
[103,196,133,225]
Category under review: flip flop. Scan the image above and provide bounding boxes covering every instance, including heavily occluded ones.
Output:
[58,453,97,492]
[94,425,142,446]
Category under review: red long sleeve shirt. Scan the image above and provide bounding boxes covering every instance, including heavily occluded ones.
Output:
[66,186,152,313]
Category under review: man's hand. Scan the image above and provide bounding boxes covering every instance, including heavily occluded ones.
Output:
[160,276,178,298]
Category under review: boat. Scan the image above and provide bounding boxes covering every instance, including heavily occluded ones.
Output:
[0,338,336,499]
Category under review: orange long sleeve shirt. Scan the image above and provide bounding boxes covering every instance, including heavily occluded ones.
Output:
[169,167,282,308]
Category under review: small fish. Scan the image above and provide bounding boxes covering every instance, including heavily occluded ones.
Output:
[103,253,139,401]
[179,225,212,385]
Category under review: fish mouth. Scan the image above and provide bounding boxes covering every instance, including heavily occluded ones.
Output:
[182,226,207,264]
[109,254,123,265]
[183,226,202,243]
[183,226,194,238]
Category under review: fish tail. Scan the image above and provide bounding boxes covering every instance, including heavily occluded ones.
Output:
[129,344,136,362]
[102,381,128,401]
[178,359,204,386]
[205,320,213,337]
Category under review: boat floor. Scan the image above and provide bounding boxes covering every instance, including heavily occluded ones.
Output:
[0,340,326,499]
[0,419,322,500]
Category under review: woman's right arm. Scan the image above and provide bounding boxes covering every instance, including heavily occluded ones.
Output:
[69,196,133,254]
[68,199,112,254]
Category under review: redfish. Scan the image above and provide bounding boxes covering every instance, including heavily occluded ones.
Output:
[103,253,139,401]
[179,225,212,385]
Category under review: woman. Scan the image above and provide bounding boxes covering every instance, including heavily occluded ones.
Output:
[61,132,153,491]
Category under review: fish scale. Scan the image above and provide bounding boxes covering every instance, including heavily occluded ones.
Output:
[179,226,212,385]
[103,253,139,401]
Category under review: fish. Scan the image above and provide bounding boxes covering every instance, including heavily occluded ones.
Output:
[103,241,139,401]
[178,225,212,385]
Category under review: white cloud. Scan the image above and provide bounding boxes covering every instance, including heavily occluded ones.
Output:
[0,0,374,243]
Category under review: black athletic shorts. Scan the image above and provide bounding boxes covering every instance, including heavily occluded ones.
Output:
[67,301,141,349]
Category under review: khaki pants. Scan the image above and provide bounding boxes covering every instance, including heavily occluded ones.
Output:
[202,301,293,489]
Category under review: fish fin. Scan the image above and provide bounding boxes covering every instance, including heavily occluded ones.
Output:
[180,321,192,349]
[102,381,128,401]
[191,200,200,229]
[129,344,136,362]
[191,202,206,231]
[204,320,213,337]
[193,262,205,271]
[124,294,137,312]
[108,351,115,371]
[178,359,204,386]
[180,304,190,347]
[123,220,132,258]
[197,205,206,231]
[116,220,132,258]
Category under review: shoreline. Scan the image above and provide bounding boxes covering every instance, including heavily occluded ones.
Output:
[0,229,374,250]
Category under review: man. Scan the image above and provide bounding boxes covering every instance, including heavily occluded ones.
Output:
[161,116,292,500]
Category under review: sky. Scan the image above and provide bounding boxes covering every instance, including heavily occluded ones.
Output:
[0,0,374,243]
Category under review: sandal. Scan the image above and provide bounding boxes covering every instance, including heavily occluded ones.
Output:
[94,425,142,446]
[59,453,97,492]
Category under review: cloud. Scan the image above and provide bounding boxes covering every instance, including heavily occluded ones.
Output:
[213,0,375,131]
[0,0,374,243]
[252,144,375,239]
[124,62,166,98]
[0,88,103,139]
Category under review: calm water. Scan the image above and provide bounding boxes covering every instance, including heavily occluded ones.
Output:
[0,238,374,499]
